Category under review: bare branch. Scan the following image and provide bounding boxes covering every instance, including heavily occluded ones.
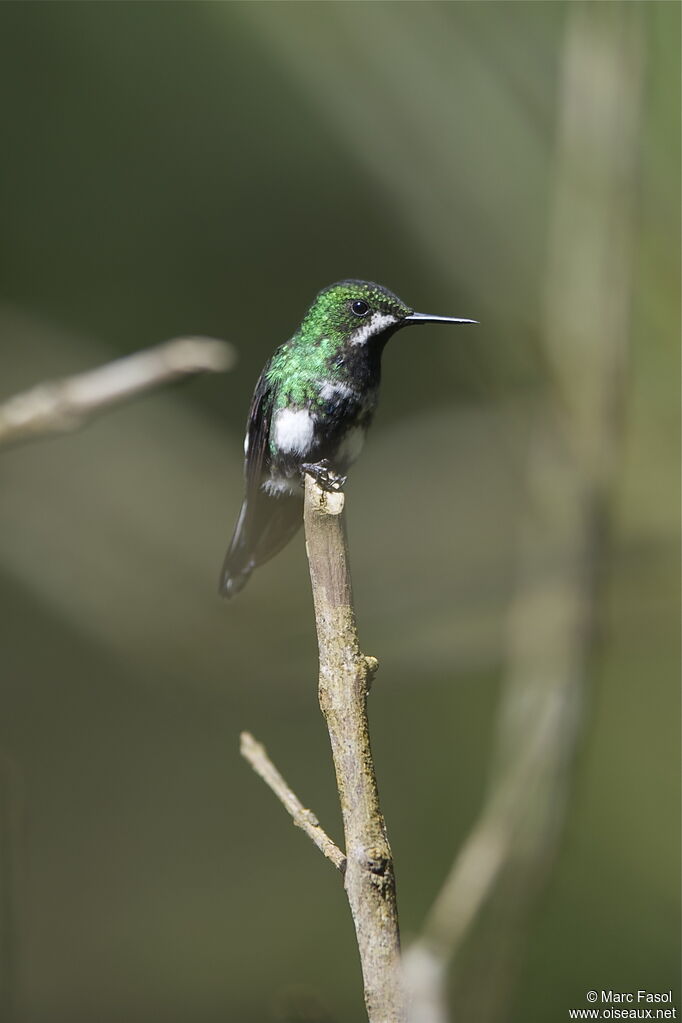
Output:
[239,731,346,872]
[0,335,236,449]
[241,478,405,1020]
[303,475,406,1023]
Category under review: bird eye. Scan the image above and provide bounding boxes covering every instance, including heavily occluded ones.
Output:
[350,300,370,317]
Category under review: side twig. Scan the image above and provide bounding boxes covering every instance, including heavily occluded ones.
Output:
[0,335,235,449]
[239,731,346,872]
[303,475,405,1023]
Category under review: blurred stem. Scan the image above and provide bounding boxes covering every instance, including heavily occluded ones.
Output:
[405,5,644,1021]
[303,475,405,1023]
[0,336,235,449]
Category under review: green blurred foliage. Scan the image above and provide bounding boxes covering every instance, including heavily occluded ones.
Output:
[0,3,678,1022]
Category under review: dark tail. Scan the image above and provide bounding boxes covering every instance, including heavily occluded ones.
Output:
[219,490,303,597]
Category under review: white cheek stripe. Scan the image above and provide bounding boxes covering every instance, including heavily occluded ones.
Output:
[272,407,315,454]
[350,311,397,346]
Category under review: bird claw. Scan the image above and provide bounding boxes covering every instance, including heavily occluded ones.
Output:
[302,460,347,493]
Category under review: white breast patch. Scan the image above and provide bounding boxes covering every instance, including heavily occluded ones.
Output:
[272,407,315,455]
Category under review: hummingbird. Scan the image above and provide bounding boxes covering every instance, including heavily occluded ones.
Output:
[219,279,475,597]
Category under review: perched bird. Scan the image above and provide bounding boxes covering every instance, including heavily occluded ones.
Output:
[219,279,475,597]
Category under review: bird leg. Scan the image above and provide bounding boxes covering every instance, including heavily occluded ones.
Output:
[301,459,347,493]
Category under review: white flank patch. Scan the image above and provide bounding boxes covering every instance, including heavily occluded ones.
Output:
[272,407,315,455]
[243,433,249,455]
[350,311,397,346]
[337,426,366,466]
[263,476,300,497]
[319,379,356,402]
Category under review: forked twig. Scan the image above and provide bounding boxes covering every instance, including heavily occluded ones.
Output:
[242,477,406,1023]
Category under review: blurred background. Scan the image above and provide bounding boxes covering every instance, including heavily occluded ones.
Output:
[0,3,678,1022]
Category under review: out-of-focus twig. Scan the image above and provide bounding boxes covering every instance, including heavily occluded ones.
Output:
[405,6,644,1021]
[0,336,235,449]
[240,731,346,872]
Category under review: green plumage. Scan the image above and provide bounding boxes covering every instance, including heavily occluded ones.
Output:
[265,281,411,409]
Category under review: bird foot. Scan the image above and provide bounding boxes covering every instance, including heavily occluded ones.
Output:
[302,460,347,493]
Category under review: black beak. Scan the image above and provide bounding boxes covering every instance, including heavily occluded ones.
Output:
[403,312,478,326]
